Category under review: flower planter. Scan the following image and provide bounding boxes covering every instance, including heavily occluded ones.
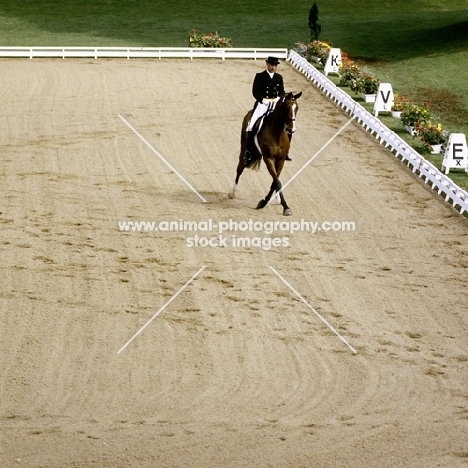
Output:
[362,93,376,103]
[405,125,416,136]
[391,111,402,118]
[430,144,443,154]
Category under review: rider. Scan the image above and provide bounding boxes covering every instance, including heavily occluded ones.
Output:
[244,56,292,162]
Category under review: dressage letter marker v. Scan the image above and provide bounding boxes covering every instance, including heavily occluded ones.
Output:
[117,266,206,354]
[118,114,207,203]
[269,266,357,354]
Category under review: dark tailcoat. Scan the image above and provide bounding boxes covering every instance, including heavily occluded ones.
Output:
[252,70,285,103]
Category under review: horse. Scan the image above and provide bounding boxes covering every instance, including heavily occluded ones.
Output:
[228,91,302,216]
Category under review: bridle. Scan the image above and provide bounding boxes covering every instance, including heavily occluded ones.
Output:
[280,95,297,131]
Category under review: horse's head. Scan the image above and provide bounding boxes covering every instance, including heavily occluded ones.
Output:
[279,91,302,134]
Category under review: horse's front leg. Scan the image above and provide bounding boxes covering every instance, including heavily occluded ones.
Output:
[257,156,291,215]
[274,158,291,215]
[258,180,291,216]
[256,178,281,209]
[256,155,291,216]
[278,189,292,216]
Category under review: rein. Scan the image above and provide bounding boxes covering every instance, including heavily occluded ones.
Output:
[260,95,296,133]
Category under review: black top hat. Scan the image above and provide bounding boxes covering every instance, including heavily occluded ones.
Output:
[266,56,280,65]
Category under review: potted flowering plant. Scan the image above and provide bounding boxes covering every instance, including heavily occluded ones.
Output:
[294,41,309,58]
[295,40,331,65]
[338,57,361,87]
[309,40,332,64]
[353,70,380,101]
[188,29,232,48]
[416,121,449,154]
[400,102,431,134]
[391,94,412,118]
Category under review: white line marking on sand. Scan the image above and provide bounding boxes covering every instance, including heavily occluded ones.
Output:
[269,266,357,354]
[270,117,355,203]
[117,266,206,354]
[118,114,207,203]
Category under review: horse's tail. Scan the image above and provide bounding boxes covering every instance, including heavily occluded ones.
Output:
[245,157,262,171]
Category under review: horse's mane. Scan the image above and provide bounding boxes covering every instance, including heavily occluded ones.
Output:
[261,92,293,127]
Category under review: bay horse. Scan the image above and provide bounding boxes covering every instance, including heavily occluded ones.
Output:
[228,91,302,216]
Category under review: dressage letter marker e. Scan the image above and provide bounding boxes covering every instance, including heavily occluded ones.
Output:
[118,114,207,203]
[442,133,468,174]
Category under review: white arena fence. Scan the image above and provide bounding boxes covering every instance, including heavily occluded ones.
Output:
[0,46,288,61]
[1,46,465,215]
[287,50,468,216]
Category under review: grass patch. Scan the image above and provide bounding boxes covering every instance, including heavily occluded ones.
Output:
[325,73,468,191]
[0,0,310,47]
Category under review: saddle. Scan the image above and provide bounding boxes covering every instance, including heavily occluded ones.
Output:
[245,103,275,162]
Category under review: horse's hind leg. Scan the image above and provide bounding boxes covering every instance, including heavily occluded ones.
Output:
[229,157,245,199]
[229,115,250,199]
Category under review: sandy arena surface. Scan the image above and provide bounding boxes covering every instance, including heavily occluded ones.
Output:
[1,58,468,467]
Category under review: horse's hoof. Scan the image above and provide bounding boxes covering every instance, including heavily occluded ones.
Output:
[256,199,266,209]
[228,192,236,199]
[283,208,292,216]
